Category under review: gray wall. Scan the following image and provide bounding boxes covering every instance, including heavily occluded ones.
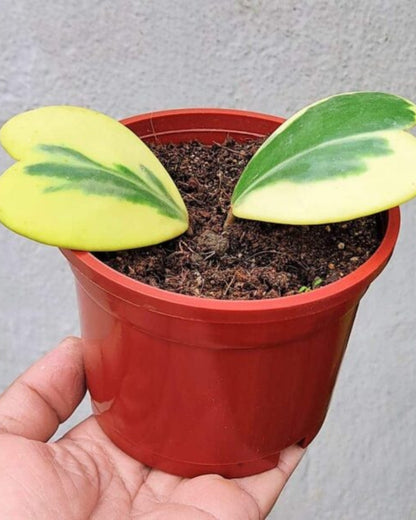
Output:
[1,1,415,518]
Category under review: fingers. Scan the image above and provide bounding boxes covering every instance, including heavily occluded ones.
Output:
[0,337,86,441]
[236,445,306,518]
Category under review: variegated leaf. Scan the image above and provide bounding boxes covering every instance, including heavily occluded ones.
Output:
[0,106,188,250]
[232,92,416,224]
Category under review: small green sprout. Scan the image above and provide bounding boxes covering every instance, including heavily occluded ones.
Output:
[312,277,323,289]
[298,277,323,293]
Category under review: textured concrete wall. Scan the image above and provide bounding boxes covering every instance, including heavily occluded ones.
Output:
[1,1,415,518]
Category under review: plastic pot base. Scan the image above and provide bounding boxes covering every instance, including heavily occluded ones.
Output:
[96,417,284,478]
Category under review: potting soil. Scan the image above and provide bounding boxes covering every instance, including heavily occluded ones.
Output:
[96,138,381,300]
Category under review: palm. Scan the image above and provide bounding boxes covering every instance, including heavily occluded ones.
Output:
[0,339,304,519]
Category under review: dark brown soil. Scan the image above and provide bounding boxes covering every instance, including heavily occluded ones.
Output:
[96,138,382,300]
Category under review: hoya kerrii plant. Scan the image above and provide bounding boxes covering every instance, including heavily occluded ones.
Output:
[0,92,416,253]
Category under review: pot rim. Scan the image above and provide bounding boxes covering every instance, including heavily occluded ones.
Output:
[61,108,401,313]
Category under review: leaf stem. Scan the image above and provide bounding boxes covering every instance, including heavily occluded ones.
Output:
[223,208,235,229]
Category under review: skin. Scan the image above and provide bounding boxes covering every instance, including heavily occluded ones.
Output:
[0,337,305,519]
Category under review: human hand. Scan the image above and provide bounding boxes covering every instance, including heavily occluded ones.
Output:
[0,337,305,519]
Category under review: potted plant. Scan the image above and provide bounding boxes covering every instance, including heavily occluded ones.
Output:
[0,93,415,478]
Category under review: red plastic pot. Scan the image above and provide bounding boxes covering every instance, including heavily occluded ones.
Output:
[62,109,400,478]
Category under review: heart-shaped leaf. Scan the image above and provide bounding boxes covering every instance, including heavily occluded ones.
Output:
[0,106,188,250]
[232,92,416,224]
